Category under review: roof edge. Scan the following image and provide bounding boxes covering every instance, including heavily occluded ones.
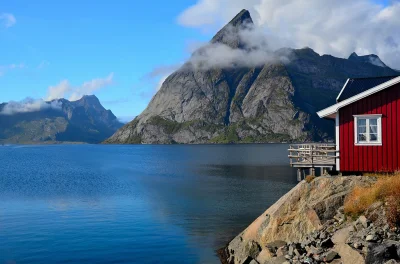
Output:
[317,76,400,118]
[336,78,350,102]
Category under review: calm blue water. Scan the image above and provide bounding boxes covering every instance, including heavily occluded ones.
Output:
[0,144,297,264]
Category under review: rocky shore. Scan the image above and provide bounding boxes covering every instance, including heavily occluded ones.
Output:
[218,176,400,264]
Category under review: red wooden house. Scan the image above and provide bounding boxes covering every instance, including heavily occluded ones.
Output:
[317,76,400,173]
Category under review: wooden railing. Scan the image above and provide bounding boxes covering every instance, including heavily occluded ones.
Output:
[288,143,337,168]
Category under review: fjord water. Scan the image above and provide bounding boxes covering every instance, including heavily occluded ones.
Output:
[0,144,297,263]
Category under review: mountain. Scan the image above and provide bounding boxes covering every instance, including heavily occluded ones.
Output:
[348,52,387,68]
[0,95,123,144]
[105,9,399,144]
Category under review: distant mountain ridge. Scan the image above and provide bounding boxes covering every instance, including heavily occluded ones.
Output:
[105,9,399,144]
[0,95,123,144]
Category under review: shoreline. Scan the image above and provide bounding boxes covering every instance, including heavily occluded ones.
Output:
[217,175,400,264]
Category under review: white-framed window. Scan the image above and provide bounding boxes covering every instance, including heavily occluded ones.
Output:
[354,115,382,146]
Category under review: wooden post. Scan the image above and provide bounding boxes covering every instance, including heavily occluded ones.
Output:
[297,169,302,181]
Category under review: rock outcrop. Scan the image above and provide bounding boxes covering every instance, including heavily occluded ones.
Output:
[105,10,398,144]
[219,176,400,264]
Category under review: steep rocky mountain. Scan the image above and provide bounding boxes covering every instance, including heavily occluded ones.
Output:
[0,95,123,144]
[106,9,399,144]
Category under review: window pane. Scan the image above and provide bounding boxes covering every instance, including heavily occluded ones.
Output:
[370,133,378,141]
[358,126,366,133]
[370,125,378,133]
[358,119,366,126]
[358,133,367,141]
[370,119,377,126]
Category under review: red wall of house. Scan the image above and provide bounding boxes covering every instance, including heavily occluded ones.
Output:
[339,83,400,172]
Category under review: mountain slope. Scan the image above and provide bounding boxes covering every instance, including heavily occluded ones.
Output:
[0,95,123,144]
[105,10,399,144]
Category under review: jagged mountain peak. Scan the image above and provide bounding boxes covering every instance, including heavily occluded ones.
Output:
[0,95,123,144]
[348,52,387,67]
[349,52,359,59]
[227,9,253,28]
[78,94,101,104]
[211,9,253,48]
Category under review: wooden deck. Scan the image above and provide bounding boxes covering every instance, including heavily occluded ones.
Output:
[288,143,337,168]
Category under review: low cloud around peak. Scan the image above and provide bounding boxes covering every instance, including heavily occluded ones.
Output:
[177,0,400,69]
[0,98,62,115]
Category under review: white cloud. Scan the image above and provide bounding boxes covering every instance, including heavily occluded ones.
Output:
[47,80,71,101]
[0,98,62,115]
[0,63,25,76]
[156,75,169,91]
[0,13,16,28]
[178,0,400,69]
[37,60,50,69]
[46,73,114,101]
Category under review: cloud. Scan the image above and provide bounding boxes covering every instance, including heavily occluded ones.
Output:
[37,60,50,69]
[142,64,181,93]
[46,73,114,101]
[47,80,71,101]
[145,64,182,79]
[0,98,62,115]
[185,24,289,70]
[156,75,169,91]
[0,13,16,28]
[177,0,400,69]
[0,63,25,76]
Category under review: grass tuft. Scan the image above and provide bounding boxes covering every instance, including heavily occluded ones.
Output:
[344,173,400,227]
[305,175,316,183]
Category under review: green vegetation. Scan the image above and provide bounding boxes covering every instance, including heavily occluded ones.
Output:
[209,124,239,143]
[148,116,222,135]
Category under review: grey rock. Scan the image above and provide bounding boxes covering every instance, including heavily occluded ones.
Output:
[366,240,400,264]
[265,256,287,264]
[366,235,378,242]
[267,241,287,251]
[324,250,339,262]
[384,260,400,264]
[359,216,369,229]
[308,245,323,255]
[245,240,262,259]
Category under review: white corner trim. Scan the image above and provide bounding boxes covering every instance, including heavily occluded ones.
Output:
[336,78,350,102]
[353,115,382,146]
[335,111,340,171]
[317,76,400,118]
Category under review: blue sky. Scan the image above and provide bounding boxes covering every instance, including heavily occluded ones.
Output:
[0,0,211,121]
[0,0,397,122]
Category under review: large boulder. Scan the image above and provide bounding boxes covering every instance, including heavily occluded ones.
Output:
[223,176,375,264]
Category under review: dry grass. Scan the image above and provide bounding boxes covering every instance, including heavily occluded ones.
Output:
[305,175,316,183]
[344,173,400,227]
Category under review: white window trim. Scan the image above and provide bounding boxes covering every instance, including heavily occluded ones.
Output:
[354,114,382,146]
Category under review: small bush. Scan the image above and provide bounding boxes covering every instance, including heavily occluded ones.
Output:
[305,175,316,183]
[344,174,400,227]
